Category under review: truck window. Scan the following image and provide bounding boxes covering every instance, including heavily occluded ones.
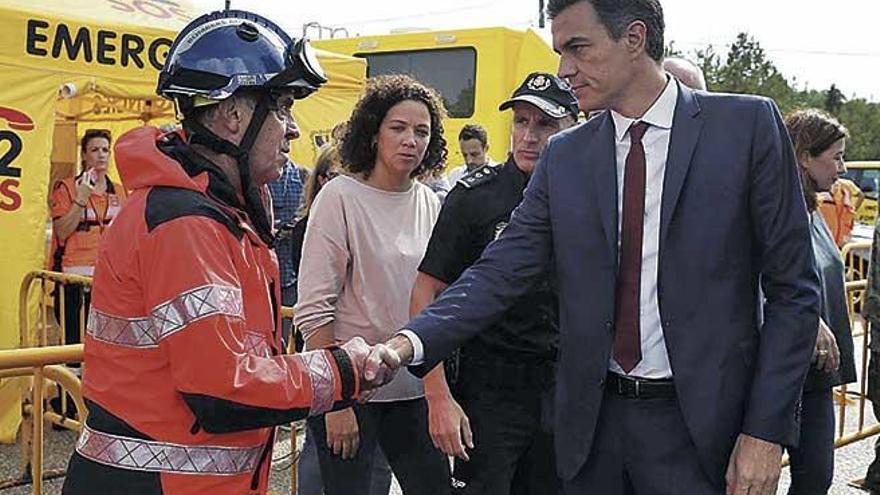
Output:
[357,48,476,118]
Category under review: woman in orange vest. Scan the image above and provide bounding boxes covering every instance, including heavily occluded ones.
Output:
[818,178,862,247]
[50,129,127,350]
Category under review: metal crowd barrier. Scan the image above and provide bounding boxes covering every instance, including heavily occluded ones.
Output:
[832,280,880,449]
[0,345,84,494]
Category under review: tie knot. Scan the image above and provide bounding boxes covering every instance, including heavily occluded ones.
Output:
[628,121,649,143]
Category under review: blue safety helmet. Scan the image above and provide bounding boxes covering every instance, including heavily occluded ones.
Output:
[157,10,327,105]
[156,10,326,247]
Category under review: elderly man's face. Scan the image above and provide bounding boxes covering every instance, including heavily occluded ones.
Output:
[248,90,301,186]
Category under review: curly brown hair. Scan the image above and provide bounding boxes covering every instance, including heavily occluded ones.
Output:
[340,74,448,178]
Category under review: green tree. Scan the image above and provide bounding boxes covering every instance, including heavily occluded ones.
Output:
[708,33,795,110]
[683,32,880,160]
[838,98,880,160]
[824,84,846,115]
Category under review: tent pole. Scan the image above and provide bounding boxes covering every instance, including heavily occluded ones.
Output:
[538,0,545,28]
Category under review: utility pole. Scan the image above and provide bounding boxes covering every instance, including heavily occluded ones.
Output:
[538,0,545,28]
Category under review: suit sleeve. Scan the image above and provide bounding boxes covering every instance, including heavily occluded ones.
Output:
[407,144,556,376]
[140,216,359,434]
[742,99,820,446]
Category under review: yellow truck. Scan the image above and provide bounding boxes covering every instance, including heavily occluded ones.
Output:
[314,27,560,167]
[843,161,880,224]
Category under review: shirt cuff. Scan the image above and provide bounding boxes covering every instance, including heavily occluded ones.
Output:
[397,329,425,366]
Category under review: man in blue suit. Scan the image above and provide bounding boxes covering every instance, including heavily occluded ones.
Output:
[364,0,820,493]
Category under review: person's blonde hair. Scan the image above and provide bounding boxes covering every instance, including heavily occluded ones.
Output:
[299,144,341,219]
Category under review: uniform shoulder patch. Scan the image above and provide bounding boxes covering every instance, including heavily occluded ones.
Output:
[145,186,244,240]
[457,164,498,190]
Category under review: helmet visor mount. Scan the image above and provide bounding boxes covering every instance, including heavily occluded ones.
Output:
[267,38,328,99]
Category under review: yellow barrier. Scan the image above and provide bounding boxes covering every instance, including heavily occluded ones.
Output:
[842,240,873,282]
[833,280,880,447]
[0,345,84,495]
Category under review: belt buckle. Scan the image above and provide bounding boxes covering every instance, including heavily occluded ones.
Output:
[633,378,640,398]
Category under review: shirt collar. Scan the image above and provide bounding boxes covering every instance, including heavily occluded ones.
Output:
[610,76,679,142]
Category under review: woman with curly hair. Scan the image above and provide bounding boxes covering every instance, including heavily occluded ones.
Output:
[295,74,450,494]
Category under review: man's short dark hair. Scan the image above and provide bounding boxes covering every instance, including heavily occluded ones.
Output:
[547,0,665,62]
[458,124,488,147]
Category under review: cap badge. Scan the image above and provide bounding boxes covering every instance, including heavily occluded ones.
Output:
[527,75,551,91]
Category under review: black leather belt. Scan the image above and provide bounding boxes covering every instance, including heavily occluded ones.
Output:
[605,372,676,399]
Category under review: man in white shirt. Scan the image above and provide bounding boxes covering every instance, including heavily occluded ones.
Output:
[447,124,494,185]
[366,1,819,494]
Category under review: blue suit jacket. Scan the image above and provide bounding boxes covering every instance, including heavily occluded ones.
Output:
[406,84,820,483]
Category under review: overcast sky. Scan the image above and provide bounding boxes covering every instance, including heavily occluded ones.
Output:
[193,0,880,102]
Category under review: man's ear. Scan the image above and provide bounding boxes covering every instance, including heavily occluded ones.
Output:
[624,20,648,59]
[215,96,247,137]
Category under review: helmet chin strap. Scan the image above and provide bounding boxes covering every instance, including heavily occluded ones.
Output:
[182,92,277,247]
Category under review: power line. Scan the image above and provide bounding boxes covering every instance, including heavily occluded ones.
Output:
[672,40,880,58]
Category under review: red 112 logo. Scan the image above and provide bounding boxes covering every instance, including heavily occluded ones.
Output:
[0,106,34,212]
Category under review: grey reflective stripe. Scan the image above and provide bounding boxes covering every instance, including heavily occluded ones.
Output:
[75,425,262,475]
[87,284,243,347]
[300,350,336,416]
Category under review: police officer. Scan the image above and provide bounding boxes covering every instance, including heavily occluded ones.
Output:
[409,72,578,495]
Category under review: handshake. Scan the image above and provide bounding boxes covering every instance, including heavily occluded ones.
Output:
[339,334,416,395]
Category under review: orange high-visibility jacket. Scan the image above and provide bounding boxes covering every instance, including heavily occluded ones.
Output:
[62,127,359,495]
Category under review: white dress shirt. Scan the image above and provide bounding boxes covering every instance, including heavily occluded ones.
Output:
[607,76,678,379]
[406,77,680,375]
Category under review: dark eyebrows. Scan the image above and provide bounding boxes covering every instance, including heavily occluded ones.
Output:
[387,118,430,130]
[560,36,590,52]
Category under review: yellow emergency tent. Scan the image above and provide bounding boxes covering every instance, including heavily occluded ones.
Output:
[0,0,366,442]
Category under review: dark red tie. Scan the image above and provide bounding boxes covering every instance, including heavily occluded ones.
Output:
[614,121,649,373]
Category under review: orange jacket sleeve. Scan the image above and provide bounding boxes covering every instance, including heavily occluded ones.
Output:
[139,215,359,433]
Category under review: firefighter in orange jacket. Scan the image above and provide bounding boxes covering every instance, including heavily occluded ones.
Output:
[61,11,397,495]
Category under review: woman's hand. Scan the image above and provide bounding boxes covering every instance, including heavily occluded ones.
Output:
[325,407,360,459]
[813,318,840,373]
[74,171,96,204]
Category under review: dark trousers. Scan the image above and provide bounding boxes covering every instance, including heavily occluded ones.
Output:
[296,428,393,495]
[564,390,722,495]
[453,373,559,494]
[786,388,834,495]
[53,283,90,348]
[307,398,450,495]
[51,284,89,418]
